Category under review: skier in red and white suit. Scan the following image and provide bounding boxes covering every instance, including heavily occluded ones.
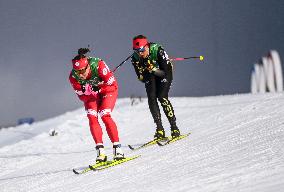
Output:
[69,48,124,162]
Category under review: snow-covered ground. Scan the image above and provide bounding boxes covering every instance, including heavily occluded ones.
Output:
[0,93,284,192]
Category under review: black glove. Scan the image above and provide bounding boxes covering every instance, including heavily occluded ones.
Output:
[146,60,158,73]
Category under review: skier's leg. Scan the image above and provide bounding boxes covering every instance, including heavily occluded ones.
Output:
[98,91,120,143]
[145,78,165,139]
[84,101,104,145]
[98,91,124,160]
[85,100,107,162]
[157,79,180,137]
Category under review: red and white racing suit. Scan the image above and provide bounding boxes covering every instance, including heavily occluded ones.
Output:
[69,60,120,145]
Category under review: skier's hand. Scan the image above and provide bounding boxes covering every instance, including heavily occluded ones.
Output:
[146,60,157,73]
[138,74,144,81]
[82,84,92,95]
[91,89,100,97]
[82,84,100,96]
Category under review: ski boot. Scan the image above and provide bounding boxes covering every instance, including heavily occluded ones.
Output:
[154,127,166,140]
[113,142,125,161]
[96,144,107,163]
[171,126,181,138]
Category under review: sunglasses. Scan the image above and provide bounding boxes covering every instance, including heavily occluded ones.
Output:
[75,64,89,75]
[133,47,146,53]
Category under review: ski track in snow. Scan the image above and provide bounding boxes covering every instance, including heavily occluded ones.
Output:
[0,93,284,192]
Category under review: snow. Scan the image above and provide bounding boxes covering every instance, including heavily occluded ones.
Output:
[0,93,284,192]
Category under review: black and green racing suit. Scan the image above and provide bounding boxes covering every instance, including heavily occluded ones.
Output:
[131,43,179,135]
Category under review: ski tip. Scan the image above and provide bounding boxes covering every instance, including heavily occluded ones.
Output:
[156,142,163,146]
[128,145,135,150]
[73,169,80,174]
[89,165,95,171]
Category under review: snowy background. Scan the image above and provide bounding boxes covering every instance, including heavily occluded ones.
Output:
[0,93,283,192]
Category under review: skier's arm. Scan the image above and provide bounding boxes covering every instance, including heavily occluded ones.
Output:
[148,64,165,77]
[69,74,90,102]
[131,57,146,82]
[97,60,118,94]
[152,47,170,78]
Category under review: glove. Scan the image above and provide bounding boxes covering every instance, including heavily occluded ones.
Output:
[146,60,157,73]
[82,84,100,96]
[138,74,144,81]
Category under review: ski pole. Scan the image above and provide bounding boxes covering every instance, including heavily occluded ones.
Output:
[112,53,134,73]
[170,55,204,61]
[112,43,150,73]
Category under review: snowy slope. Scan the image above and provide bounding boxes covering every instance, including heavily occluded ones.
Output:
[0,93,284,192]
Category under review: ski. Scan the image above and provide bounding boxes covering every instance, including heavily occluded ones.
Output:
[73,161,113,175]
[128,138,168,151]
[89,155,141,171]
[157,132,191,146]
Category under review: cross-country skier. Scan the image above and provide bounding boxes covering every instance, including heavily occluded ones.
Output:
[131,35,181,140]
[69,48,124,162]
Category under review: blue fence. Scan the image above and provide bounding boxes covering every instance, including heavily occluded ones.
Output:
[17,118,35,125]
